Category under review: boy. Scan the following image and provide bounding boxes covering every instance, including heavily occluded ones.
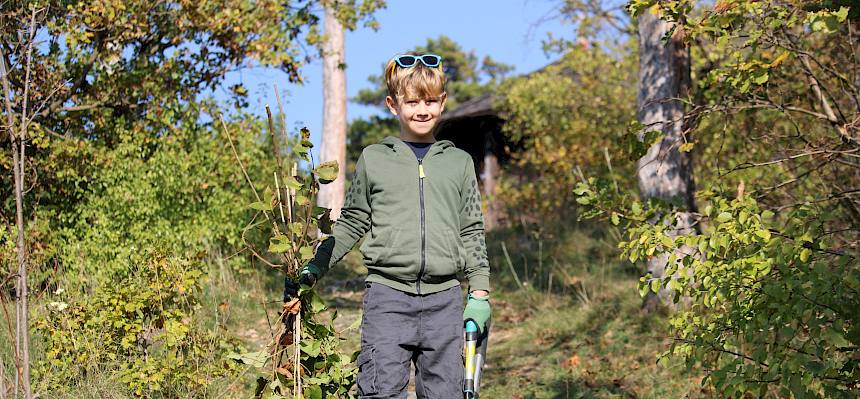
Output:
[290,52,491,399]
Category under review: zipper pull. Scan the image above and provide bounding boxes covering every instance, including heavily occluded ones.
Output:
[418,160,425,178]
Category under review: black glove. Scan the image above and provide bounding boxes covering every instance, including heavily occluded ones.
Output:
[283,264,320,302]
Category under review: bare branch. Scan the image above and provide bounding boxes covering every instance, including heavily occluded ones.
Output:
[798,54,858,147]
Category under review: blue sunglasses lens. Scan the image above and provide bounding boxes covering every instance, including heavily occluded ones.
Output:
[421,55,440,67]
[397,55,417,67]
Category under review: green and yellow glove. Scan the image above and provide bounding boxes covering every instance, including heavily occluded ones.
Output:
[463,292,491,335]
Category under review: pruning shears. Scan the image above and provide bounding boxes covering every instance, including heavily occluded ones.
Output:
[464,319,490,399]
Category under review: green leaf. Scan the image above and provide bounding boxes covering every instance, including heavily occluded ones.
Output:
[226,351,268,368]
[288,222,303,235]
[283,175,303,190]
[804,361,824,375]
[308,290,327,313]
[716,212,732,223]
[639,278,650,298]
[299,245,314,261]
[799,248,811,262]
[314,161,339,184]
[835,6,849,22]
[678,142,695,152]
[755,229,771,241]
[269,235,290,253]
[610,212,620,226]
[305,385,323,399]
[301,339,322,357]
[751,70,768,85]
[292,144,310,158]
[249,201,272,211]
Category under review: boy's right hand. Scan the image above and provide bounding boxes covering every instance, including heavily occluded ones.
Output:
[283,263,321,301]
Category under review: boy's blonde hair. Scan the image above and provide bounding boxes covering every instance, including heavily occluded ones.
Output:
[384,52,447,100]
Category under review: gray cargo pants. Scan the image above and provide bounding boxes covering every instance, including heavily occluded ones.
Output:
[357,282,464,399]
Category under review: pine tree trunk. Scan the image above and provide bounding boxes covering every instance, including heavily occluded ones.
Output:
[636,11,697,312]
[318,4,347,220]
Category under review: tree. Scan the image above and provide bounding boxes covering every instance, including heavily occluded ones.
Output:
[573,1,860,396]
[0,0,385,395]
[635,8,697,312]
[318,3,348,220]
[0,7,39,398]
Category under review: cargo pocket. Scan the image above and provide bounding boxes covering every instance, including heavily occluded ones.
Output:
[356,345,377,395]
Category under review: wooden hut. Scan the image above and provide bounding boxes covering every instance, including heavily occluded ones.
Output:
[434,93,511,230]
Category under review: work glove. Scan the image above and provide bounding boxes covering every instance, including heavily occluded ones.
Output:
[463,292,491,335]
[283,263,320,302]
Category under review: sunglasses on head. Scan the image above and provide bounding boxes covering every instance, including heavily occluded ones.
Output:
[392,54,443,69]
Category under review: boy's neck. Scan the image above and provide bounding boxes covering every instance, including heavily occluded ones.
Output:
[399,130,436,144]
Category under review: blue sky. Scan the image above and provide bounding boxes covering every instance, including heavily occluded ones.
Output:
[219,0,573,160]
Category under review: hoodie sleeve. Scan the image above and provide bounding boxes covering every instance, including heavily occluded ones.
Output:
[309,151,372,278]
[459,157,491,292]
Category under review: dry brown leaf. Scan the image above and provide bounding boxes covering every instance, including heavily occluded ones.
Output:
[278,331,294,346]
[283,298,301,315]
[563,354,581,370]
[714,0,734,13]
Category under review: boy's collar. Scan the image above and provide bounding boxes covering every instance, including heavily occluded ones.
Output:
[380,136,454,158]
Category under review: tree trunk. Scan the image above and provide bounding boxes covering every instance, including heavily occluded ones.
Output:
[1,15,35,398]
[318,4,347,221]
[636,11,697,312]
[481,132,499,231]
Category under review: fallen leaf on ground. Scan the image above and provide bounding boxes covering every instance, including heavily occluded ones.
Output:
[563,354,581,370]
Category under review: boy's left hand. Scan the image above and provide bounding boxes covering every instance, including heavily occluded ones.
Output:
[463,291,491,335]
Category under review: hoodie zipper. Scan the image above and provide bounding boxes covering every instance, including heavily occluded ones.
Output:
[417,158,426,294]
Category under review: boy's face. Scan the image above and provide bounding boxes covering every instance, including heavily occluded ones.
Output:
[385,92,447,140]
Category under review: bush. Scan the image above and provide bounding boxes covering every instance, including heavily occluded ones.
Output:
[34,252,241,397]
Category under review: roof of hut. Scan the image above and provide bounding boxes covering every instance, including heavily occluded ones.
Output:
[439,93,498,122]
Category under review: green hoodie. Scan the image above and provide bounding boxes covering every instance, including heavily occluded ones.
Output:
[309,136,490,294]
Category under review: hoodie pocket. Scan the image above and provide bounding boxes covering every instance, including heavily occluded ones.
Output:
[425,228,460,278]
[362,226,402,265]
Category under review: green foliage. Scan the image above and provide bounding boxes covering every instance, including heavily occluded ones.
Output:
[34,253,240,397]
[495,42,637,230]
[629,196,857,398]
[573,1,860,397]
[1,1,386,396]
[51,115,268,285]
[225,121,358,398]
